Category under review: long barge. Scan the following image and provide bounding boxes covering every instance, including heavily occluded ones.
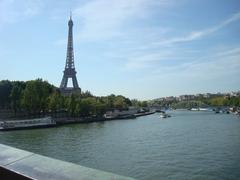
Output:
[0,117,56,131]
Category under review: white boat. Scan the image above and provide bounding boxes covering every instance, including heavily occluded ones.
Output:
[160,112,171,118]
[191,108,199,111]
[199,108,211,111]
[160,114,168,118]
[0,117,56,131]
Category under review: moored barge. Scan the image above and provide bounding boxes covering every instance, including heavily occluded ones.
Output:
[0,117,56,131]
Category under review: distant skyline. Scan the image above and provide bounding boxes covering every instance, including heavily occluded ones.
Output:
[0,0,240,100]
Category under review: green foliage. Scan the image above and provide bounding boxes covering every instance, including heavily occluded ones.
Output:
[208,97,226,106]
[66,94,78,116]
[0,80,13,108]
[231,96,240,106]
[0,79,135,117]
[10,81,26,114]
[81,90,93,98]
[72,97,107,117]
[2,79,238,118]
[48,90,64,112]
[206,96,240,107]
[131,99,149,107]
[172,101,206,109]
[113,95,128,109]
[21,79,54,114]
[140,101,148,107]
[78,97,96,116]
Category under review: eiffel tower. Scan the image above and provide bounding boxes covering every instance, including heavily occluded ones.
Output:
[60,14,81,95]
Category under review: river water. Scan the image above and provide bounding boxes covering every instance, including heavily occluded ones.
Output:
[0,110,240,179]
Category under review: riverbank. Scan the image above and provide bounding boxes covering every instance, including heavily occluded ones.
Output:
[54,111,155,125]
[0,111,155,130]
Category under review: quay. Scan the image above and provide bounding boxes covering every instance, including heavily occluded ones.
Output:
[0,111,155,131]
[54,111,155,125]
[0,143,134,180]
[134,111,155,117]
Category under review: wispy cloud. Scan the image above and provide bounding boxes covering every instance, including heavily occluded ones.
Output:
[73,0,174,41]
[122,11,240,71]
[72,1,240,48]
[155,11,240,46]
[124,50,192,70]
[125,52,165,70]
[147,47,240,80]
[0,0,42,24]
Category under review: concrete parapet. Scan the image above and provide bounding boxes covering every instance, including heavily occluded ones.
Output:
[0,144,134,180]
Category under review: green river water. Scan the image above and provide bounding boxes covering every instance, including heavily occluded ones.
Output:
[0,110,240,179]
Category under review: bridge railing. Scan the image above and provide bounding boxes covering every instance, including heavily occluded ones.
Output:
[0,143,134,180]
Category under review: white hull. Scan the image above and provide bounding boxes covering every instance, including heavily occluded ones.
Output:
[0,117,56,131]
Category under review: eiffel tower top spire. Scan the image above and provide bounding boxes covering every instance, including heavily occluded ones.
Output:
[60,14,81,95]
[68,11,73,28]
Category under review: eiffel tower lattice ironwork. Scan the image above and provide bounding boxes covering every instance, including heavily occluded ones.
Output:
[60,14,81,95]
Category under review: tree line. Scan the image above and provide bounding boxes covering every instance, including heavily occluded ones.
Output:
[0,79,146,118]
[203,96,240,107]
[151,96,240,109]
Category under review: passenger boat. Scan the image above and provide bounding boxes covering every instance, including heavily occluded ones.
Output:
[0,117,56,131]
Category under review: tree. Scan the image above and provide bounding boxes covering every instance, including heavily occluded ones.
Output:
[0,80,13,108]
[66,94,78,116]
[21,79,53,115]
[77,98,92,116]
[10,81,25,115]
[48,90,64,113]
[113,96,128,109]
[172,100,206,109]
[37,79,54,113]
[209,97,226,106]
[140,101,148,107]
[81,90,93,98]
[131,99,139,107]
[95,100,107,116]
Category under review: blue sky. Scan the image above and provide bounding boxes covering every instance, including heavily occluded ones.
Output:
[0,0,240,100]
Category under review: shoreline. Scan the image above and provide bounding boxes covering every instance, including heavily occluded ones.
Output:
[0,111,155,131]
[55,111,155,125]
